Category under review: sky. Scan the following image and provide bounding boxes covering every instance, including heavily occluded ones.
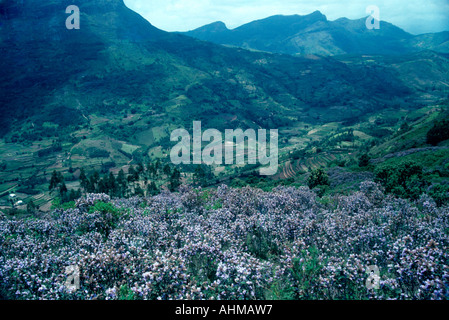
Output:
[123,0,449,35]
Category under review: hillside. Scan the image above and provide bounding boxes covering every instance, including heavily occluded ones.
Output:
[0,0,449,212]
[1,1,422,137]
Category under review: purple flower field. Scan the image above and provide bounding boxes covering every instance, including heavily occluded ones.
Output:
[0,182,448,300]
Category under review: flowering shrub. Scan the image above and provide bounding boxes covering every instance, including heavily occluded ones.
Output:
[75,193,111,210]
[0,184,448,300]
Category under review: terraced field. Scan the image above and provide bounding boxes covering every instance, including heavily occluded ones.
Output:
[280,152,339,179]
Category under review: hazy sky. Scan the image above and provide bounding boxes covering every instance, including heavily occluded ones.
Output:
[123,0,449,35]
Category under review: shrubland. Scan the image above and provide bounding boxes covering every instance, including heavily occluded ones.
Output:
[1,182,448,300]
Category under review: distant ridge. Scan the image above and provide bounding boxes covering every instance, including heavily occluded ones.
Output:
[182,11,449,56]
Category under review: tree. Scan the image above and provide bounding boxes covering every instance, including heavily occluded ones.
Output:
[147,162,156,178]
[169,168,181,192]
[92,170,100,184]
[374,160,429,200]
[88,171,100,192]
[107,172,117,195]
[147,181,159,196]
[128,166,138,182]
[49,170,61,191]
[136,162,144,174]
[427,119,449,146]
[134,185,145,197]
[163,164,171,176]
[117,169,126,185]
[24,174,40,189]
[307,168,329,189]
[400,122,410,133]
[358,154,371,167]
[193,165,213,187]
[79,168,89,191]
[26,199,38,214]
[97,178,107,194]
[68,189,81,202]
[155,159,161,172]
[429,184,449,207]
[116,169,127,197]
[59,181,68,203]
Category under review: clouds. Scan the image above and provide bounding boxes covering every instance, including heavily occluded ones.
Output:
[123,0,449,34]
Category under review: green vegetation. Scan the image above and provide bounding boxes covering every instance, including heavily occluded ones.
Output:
[358,154,371,168]
[289,246,324,300]
[2,103,449,212]
[427,119,449,146]
[246,226,279,260]
[307,168,330,190]
[75,201,122,238]
[429,184,449,207]
[374,160,429,201]
[118,285,136,300]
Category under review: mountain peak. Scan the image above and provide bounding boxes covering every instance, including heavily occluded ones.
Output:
[183,21,231,42]
[193,21,229,32]
[308,10,327,19]
[244,11,327,27]
[0,0,165,43]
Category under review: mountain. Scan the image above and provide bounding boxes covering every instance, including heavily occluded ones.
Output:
[182,12,449,56]
[0,0,423,139]
[1,0,448,150]
[409,31,449,53]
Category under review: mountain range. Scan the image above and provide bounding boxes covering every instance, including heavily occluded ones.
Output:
[1,0,448,139]
[182,11,449,56]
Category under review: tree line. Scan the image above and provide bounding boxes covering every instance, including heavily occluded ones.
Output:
[48,160,219,205]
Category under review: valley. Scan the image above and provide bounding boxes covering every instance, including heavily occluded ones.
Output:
[1,96,448,213]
